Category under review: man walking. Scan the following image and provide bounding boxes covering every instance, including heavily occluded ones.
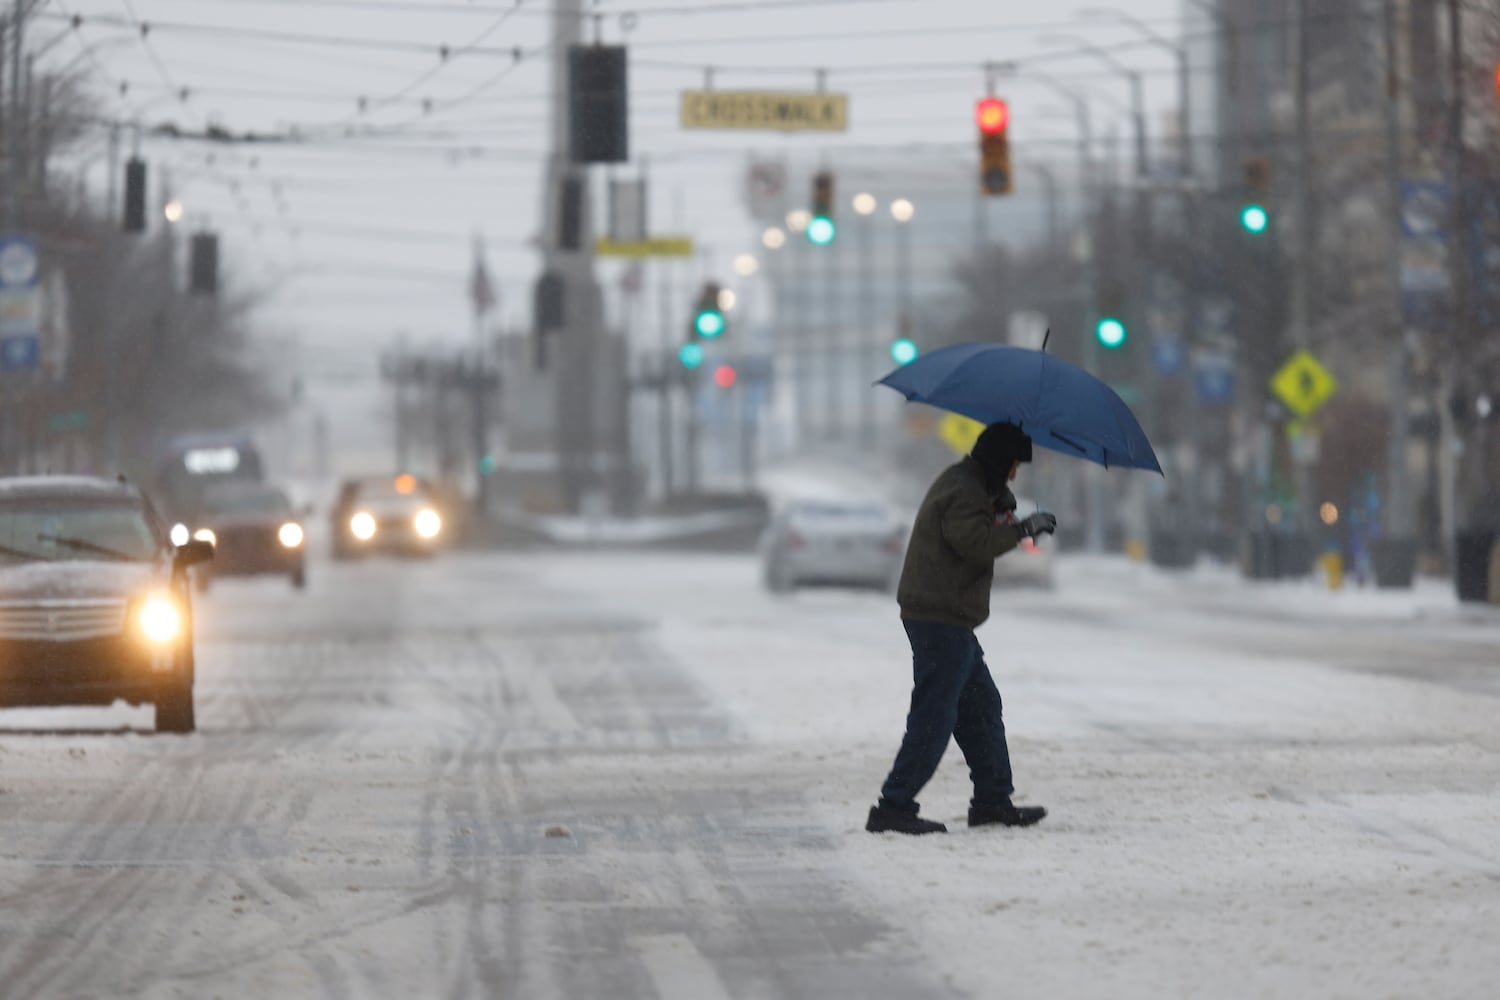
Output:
[866,422,1056,836]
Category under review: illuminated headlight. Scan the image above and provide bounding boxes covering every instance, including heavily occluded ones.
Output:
[414,508,442,539]
[193,528,217,547]
[170,523,190,547]
[350,512,377,541]
[138,594,183,645]
[279,522,305,548]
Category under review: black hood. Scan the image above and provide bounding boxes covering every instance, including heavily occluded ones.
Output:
[971,422,1033,492]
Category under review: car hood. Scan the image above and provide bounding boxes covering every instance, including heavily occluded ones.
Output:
[0,560,165,602]
[202,513,288,530]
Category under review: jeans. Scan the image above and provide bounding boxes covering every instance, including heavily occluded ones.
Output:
[879,620,1014,814]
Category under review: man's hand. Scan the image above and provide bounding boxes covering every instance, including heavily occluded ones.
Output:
[1019,511,1058,538]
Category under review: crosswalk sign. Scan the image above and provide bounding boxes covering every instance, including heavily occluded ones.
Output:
[1270,349,1338,418]
[938,413,985,457]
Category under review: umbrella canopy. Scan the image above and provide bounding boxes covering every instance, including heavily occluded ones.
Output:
[877,342,1164,474]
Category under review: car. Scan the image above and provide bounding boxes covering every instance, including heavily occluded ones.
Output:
[0,476,214,733]
[331,474,446,559]
[760,499,907,594]
[178,482,307,592]
[993,496,1057,590]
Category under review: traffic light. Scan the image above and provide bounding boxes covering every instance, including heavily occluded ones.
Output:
[1095,316,1127,349]
[891,338,919,365]
[189,233,219,295]
[693,282,726,338]
[1096,281,1127,349]
[1493,67,1500,144]
[808,170,836,245]
[976,97,1012,196]
[713,364,737,388]
[124,157,147,233]
[679,342,705,369]
[568,45,628,164]
[1240,155,1271,234]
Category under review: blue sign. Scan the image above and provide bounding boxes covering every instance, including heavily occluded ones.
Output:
[0,234,40,371]
[1195,362,1234,404]
[1,335,40,373]
[1152,340,1186,375]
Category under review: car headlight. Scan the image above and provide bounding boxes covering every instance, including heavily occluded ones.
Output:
[138,593,183,646]
[414,508,442,539]
[193,528,217,547]
[279,522,305,549]
[170,523,190,547]
[350,511,377,541]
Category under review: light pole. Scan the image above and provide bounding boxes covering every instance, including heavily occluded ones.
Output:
[1041,35,1149,180]
[890,198,914,364]
[1080,7,1192,179]
[854,191,879,448]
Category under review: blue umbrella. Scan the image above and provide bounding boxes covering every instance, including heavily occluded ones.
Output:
[877,341,1164,474]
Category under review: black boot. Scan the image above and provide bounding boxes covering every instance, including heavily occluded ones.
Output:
[968,801,1047,828]
[866,804,947,835]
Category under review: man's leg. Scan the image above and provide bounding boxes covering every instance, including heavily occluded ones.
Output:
[877,622,974,814]
[950,639,1015,809]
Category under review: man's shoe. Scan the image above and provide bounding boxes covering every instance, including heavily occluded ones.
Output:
[866,805,947,835]
[968,801,1047,828]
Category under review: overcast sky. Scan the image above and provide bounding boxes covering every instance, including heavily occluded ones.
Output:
[40,0,1193,465]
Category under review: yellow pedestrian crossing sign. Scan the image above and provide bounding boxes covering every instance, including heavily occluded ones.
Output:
[1270,349,1338,418]
[938,413,985,457]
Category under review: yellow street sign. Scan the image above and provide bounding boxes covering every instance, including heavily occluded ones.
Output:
[1270,349,1338,418]
[938,413,985,457]
[680,90,848,132]
[594,236,695,258]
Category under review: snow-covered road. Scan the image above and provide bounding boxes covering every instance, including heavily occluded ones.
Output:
[1,550,1497,998]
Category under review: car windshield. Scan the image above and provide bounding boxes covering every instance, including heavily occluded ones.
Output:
[0,499,160,564]
[355,481,430,505]
[203,486,292,517]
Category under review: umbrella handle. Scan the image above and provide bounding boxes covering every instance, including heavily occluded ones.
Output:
[1041,328,1051,353]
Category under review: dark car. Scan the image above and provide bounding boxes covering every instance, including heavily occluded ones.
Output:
[0,476,214,733]
[187,482,307,592]
[331,474,446,559]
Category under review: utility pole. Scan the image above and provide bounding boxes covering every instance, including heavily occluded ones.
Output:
[546,0,603,513]
[1382,0,1412,545]
[1444,0,1477,531]
[1288,0,1315,533]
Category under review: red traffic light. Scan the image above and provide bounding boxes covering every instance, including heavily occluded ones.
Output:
[976,97,1009,134]
[713,364,737,388]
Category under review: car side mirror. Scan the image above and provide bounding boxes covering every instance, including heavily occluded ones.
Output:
[174,539,215,568]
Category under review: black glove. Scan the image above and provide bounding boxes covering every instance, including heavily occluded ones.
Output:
[1019,511,1057,538]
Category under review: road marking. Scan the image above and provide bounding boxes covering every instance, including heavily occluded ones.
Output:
[633,934,733,1000]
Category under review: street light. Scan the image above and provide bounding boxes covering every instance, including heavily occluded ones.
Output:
[762,227,786,250]
[852,192,877,216]
[734,253,759,276]
[890,198,915,223]
[786,209,812,233]
[1039,34,1148,179]
[1079,7,1192,176]
[163,199,185,224]
[717,288,738,311]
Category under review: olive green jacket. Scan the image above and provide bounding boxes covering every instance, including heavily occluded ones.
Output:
[896,456,1024,629]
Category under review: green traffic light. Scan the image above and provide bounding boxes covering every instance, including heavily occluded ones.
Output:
[694,310,726,338]
[679,342,705,368]
[1096,317,1127,349]
[891,338,919,365]
[1240,204,1269,234]
[807,215,836,246]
